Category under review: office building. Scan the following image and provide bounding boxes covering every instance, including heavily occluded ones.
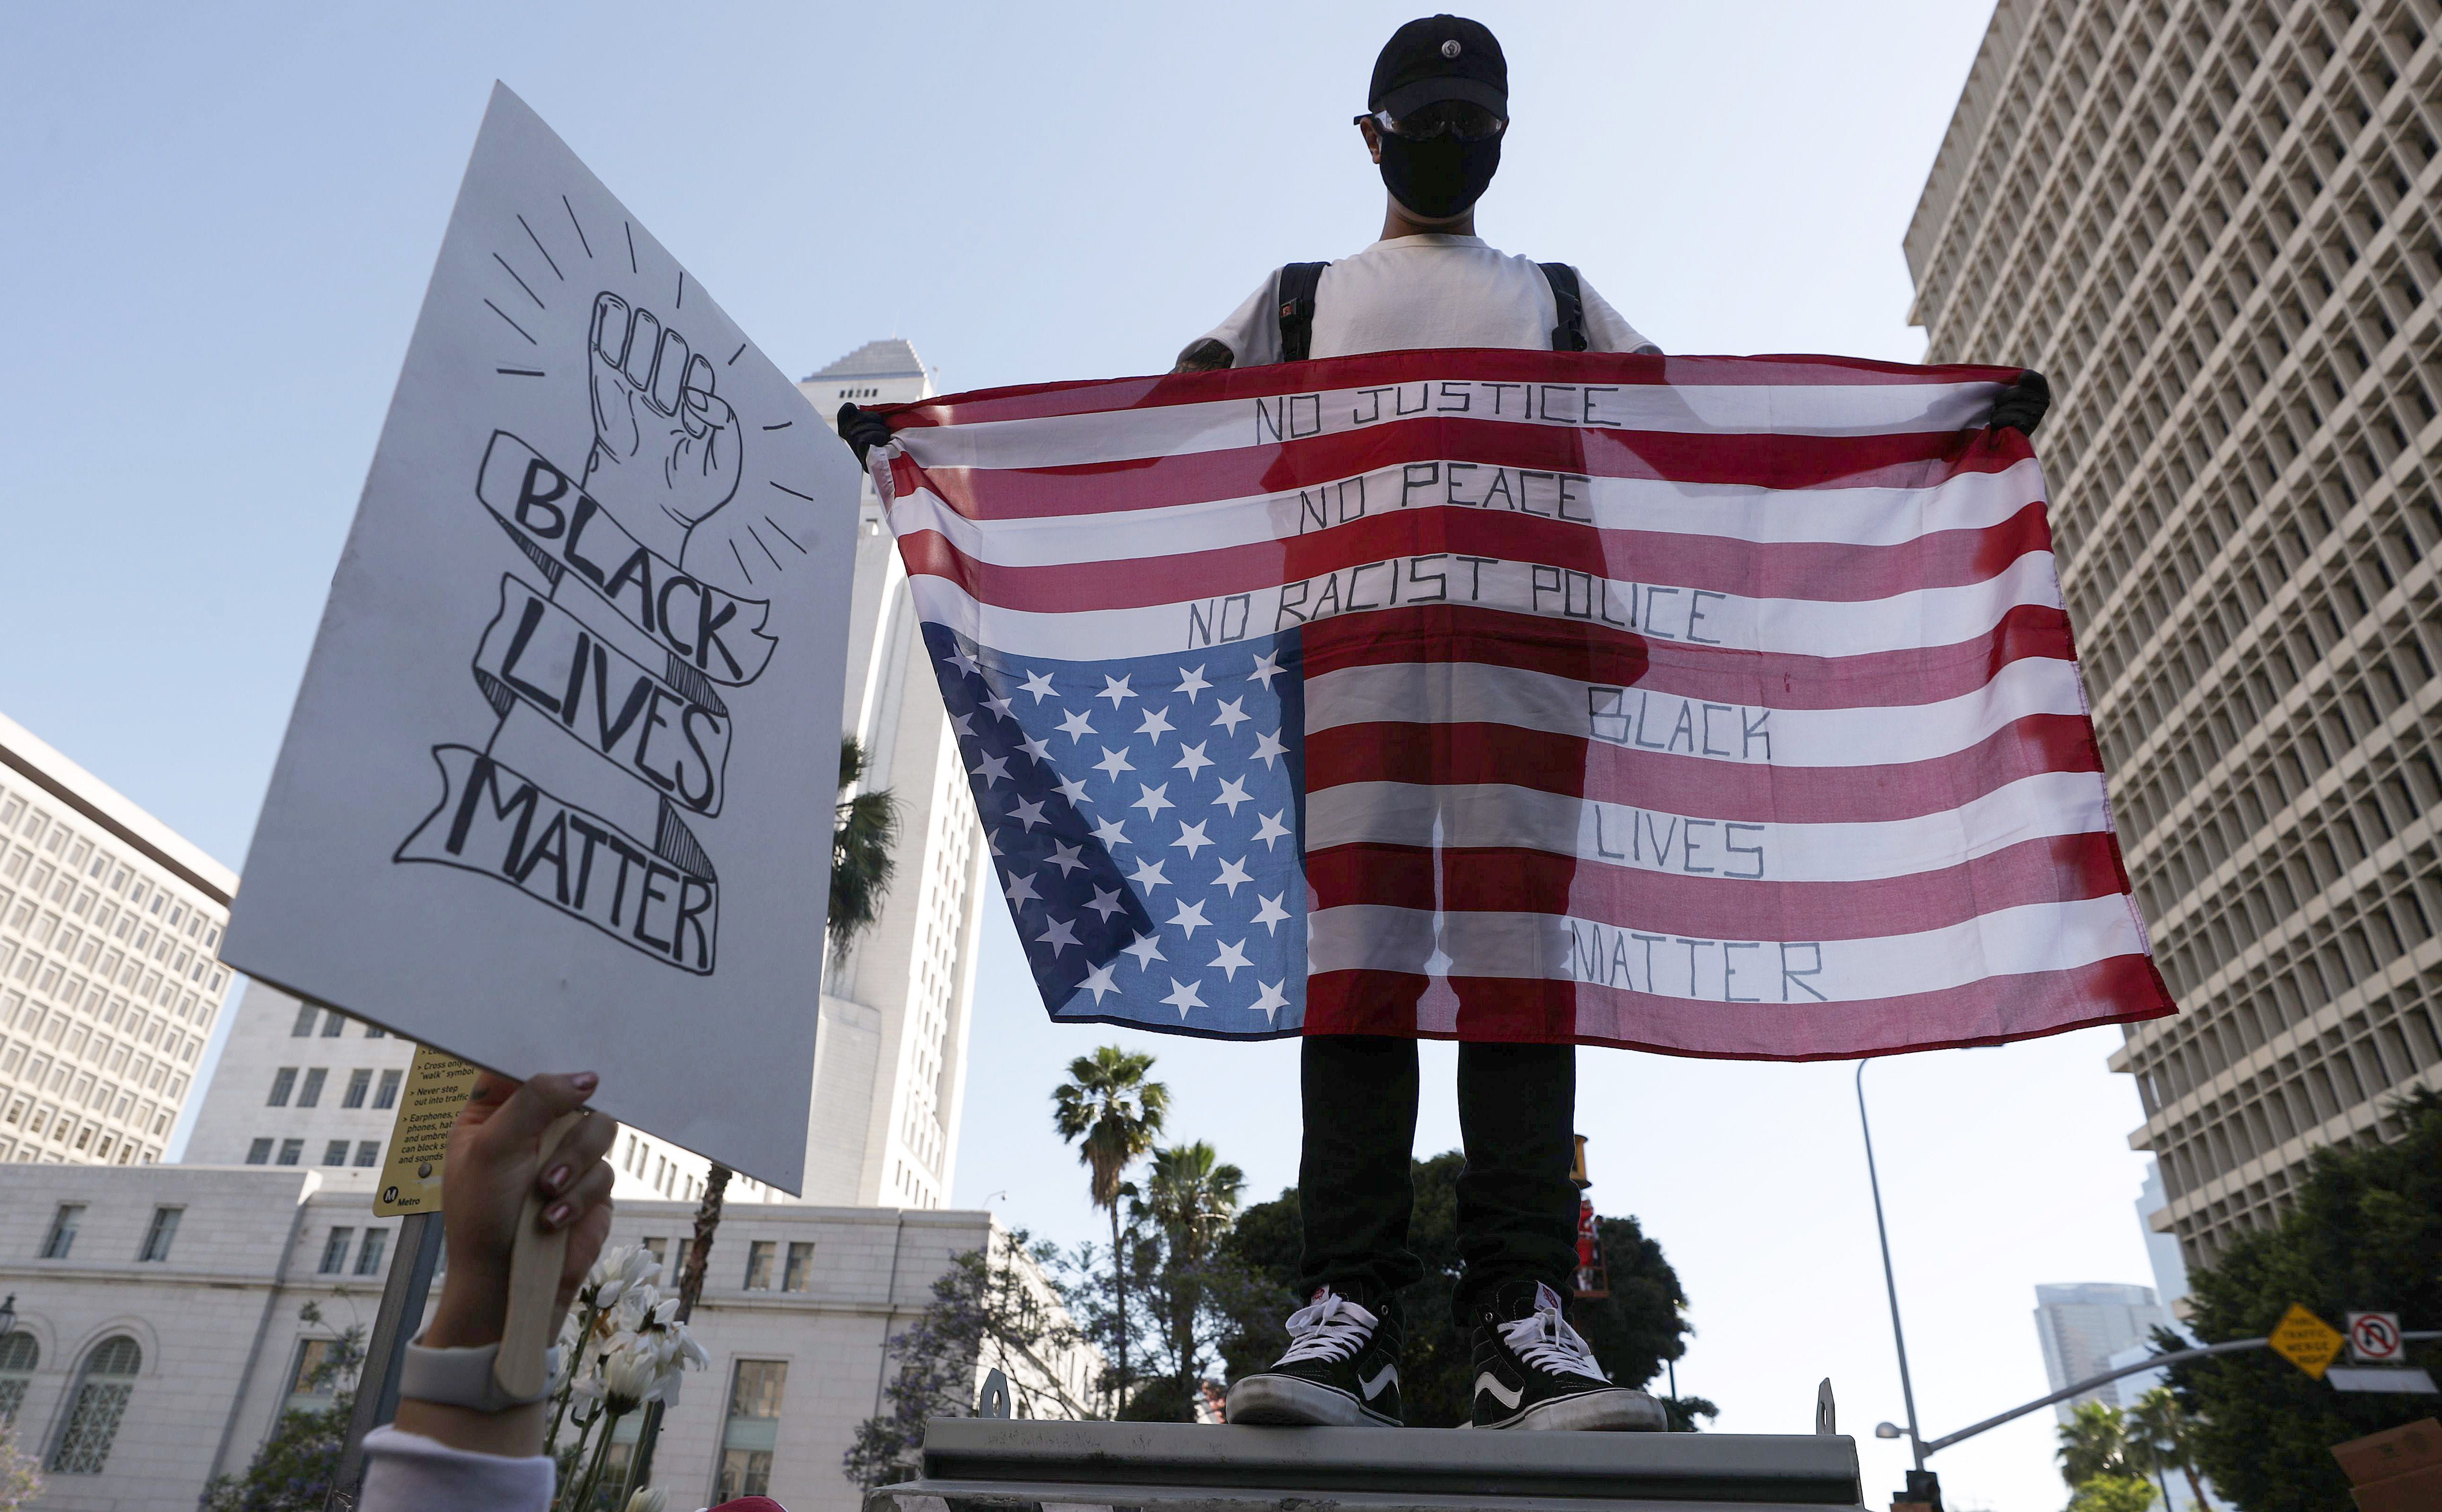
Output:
[0,1161,1092,1512]
[2032,1281,2171,1421]
[798,340,988,1211]
[0,711,238,1169]
[1909,0,2442,1266]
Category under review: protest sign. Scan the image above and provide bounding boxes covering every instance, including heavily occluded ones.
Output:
[225,84,858,1190]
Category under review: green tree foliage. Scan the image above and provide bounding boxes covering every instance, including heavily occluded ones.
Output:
[0,1421,40,1512]
[2165,1088,2442,1512]
[1215,1153,1710,1428]
[1135,1141,1245,1412]
[1051,1047,1168,1402]
[202,1304,364,1512]
[2125,1387,2213,1511]
[842,1230,1077,1487]
[830,735,900,959]
[2066,1474,2158,1512]
[2058,1400,2139,1485]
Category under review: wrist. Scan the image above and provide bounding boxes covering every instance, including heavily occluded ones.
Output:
[421,1275,511,1348]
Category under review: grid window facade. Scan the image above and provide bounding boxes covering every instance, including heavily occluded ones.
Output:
[0,758,233,1169]
[1911,0,2442,1266]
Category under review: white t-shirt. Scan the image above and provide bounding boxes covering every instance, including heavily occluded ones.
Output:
[1192,233,1659,366]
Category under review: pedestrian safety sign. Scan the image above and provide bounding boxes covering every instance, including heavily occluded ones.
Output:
[2269,1303,2347,1379]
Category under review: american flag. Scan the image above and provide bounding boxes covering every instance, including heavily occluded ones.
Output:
[869,350,2176,1056]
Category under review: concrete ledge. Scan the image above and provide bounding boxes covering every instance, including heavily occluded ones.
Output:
[868,1419,1864,1511]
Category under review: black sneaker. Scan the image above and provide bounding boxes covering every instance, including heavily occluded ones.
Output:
[1468,1282,1665,1431]
[1224,1286,1404,1427]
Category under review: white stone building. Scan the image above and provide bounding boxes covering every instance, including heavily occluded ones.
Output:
[0,1162,1091,1512]
[0,710,237,1169]
[796,339,988,1211]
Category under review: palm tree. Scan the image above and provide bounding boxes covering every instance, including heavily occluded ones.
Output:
[1052,1048,1169,1403]
[831,735,901,962]
[2127,1387,2212,1510]
[2057,1399,2138,1486]
[1141,1141,1244,1404]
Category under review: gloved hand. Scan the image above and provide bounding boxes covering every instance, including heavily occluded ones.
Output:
[837,403,894,466]
[1989,370,2050,438]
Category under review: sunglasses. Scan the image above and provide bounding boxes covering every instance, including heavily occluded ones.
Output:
[1356,104,1506,142]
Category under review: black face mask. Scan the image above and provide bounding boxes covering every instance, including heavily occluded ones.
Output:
[1378,130,1500,219]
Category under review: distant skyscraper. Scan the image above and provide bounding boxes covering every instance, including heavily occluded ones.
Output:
[797,339,987,1210]
[0,711,237,1167]
[1909,0,2442,1271]
[2033,1282,2169,1422]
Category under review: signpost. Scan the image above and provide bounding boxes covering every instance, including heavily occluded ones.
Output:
[2267,1302,2346,1380]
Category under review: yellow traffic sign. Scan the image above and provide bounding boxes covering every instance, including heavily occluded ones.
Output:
[2268,1302,2346,1379]
[371,1045,482,1216]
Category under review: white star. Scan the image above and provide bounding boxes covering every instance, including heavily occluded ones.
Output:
[1010,796,1048,830]
[1093,746,1135,779]
[1130,783,1174,818]
[1173,742,1214,779]
[988,828,1006,855]
[1020,669,1057,702]
[1212,776,1253,815]
[1251,730,1287,768]
[952,710,977,737]
[1251,979,1289,1020]
[1174,665,1211,702]
[969,752,1011,787]
[1167,899,1212,938]
[1211,696,1250,735]
[1252,810,1292,849]
[1136,707,1175,741]
[984,690,1016,719]
[1077,960,1120,1003]
[1054,773,1091,806]
[1251,892,1290,934]
[1043,840,1087,876]
[947,645,981,677]
[1127,856,1171,891]
[1212,856,1252,895]
[1090,815,1131,849]
[1122,933,1167,970]
[1056,707,1097,742]
[1003,871,1040,907]
[1084,885,1126,921]
[1171,820,1213,857]
[1017,733,1053,764]
[1161,978,1207,1018]
[1097,674,1137,708]
[1209,939,1252,981]
[1247,651,1283,688]
[1036,915,1080,956]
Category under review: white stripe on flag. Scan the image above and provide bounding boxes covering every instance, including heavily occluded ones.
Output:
[1303,770,2113,882]
[887,458,2049,564]
[1305,893,2147,1001]
[893,378,2009,470]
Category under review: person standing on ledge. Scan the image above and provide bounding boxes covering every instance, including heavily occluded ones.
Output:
[838,11,2048,1435]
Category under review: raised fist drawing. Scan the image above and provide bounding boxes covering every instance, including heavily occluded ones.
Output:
[584,291,741,565]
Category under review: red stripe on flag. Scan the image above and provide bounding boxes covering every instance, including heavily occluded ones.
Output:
[877,349,2025,428]
[1302,831,2133,940]
[893,421,2031,521]
[1301,953,2174,1057]
[1293,602,2074,710]
[889,500,2054,613]
[1301,713,2104,824]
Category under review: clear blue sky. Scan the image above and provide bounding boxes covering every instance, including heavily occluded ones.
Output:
[3,4,2164,1505]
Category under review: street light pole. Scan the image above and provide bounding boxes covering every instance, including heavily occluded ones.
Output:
[1856,1059,1926,1471]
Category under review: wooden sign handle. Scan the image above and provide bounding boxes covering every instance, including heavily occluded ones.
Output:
[493,1110,584,1401]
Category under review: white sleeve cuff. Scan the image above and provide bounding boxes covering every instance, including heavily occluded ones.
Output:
[357,1425,554,1512]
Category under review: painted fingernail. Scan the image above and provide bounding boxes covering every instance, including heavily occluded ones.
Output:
[572,1072,598,1092]
[545,1202,573,1229]
[543,1164,571,1193]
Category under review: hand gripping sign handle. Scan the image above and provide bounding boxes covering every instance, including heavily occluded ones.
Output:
[494,1111,586,1402]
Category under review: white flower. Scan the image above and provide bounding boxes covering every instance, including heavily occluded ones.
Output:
[599,1336,667,1414]
[624,1490,667,1512]
[579,1244,658,1311]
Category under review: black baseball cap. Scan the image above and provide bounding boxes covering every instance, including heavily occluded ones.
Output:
[1369,15,1507,119]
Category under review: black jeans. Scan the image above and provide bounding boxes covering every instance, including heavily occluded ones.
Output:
[1296,1034,1578,1327]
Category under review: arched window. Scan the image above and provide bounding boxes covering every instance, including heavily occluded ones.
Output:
[0,1331,36,1423]
[50,1335,140,1473]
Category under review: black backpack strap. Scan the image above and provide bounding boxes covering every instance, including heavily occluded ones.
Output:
[1540,262,1589,352]
[1276,262,1328,363]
